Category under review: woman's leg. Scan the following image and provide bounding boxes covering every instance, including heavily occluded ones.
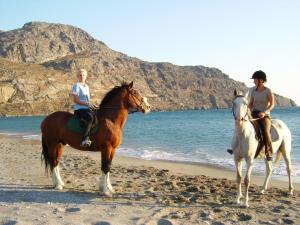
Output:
[261,116,273,160]
[75,109,93,146]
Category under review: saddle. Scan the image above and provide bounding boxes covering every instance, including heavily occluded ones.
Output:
[253,121,279,158]
[66,110,99,134]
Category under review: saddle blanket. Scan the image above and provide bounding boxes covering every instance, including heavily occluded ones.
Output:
[66,116,99,134]
[270,124,279,142]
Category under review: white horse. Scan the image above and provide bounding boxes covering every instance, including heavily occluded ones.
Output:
[231,90,293,207]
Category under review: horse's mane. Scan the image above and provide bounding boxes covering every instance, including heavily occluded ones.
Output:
[99,82,129,107]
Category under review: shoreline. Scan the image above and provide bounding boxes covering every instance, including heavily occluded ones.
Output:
[1,133,299,190]
[113,155,300,191]
[1,134,300,224]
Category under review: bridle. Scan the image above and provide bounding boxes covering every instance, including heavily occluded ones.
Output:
[127,89,148,113]
[93,88,148,114]
[232,104,249,122]
[232,95,260,122]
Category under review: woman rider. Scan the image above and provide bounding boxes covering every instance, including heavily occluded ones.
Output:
[249,70,275,161]
[72,68,93,147]
[227,70,275,161]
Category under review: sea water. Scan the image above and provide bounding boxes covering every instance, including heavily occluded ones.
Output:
[0,107,299,180]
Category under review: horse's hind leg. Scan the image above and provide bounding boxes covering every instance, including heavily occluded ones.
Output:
[261,159,273,194]
[281,145,294,195]
[52,143,65,190]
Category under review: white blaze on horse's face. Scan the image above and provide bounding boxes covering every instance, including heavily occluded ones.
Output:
[128,89,151,114]
[233,97,248,123]
[141,97,151,114]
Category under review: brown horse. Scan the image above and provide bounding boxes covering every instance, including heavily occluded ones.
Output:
[41,81,151,196]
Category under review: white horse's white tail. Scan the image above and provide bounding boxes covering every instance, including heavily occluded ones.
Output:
[231,91,294,207]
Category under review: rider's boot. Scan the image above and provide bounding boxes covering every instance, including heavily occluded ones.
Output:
[80,122,92,147]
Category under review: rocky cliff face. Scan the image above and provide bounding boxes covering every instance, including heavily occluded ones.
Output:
[0,22,107,63]
[0,58,71,116]
[0,22,296,116]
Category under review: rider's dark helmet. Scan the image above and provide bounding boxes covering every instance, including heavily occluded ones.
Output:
[251,70,267,82]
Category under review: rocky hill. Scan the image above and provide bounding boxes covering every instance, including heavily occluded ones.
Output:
[0,22,296,116]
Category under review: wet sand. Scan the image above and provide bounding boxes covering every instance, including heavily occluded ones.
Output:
[0,135,299,224]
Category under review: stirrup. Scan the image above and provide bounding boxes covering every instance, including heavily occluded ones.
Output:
[227,149,233,155]
[80,139,91,147]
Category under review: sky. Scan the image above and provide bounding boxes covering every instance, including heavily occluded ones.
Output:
[1,0,300,105]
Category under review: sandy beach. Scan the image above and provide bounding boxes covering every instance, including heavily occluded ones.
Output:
[0,135,299,225]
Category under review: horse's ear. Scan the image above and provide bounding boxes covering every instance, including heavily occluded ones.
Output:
[128,81,133,89]
[234,89,238,97]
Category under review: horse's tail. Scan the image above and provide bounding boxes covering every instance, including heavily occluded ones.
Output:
[41,136,51,175]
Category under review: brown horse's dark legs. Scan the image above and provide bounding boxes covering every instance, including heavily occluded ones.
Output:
[101,151,111,174]
[55,143,65,167]
[50,142,65,190]
[45,142,58,171]
[99,146,116,195]
[101,146,116,174]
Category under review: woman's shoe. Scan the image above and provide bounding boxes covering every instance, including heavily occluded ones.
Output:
[266,155,273,161]
[227,149,233,154]
[80,139,91,147]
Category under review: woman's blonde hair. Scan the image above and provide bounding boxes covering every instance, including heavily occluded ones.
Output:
[78,68,87,76]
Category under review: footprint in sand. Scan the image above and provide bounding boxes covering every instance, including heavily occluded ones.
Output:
[93,222,111,225]
[238,213,252,221]
[65,207,81,213]
[272,205,285,213]
[1,220,18,225]
[157,218,173,225]
[281,218,294,224]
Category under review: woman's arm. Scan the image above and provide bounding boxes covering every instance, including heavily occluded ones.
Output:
[264,92,275,114]
[73,94,89,106]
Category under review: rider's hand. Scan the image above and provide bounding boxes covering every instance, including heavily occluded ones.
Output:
[258,112,265,118]
[89,104,98,111]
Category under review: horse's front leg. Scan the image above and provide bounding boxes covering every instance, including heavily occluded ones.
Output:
[234,155,243,205]
[261,160,273,194]
[244,158,254,208]
[99,146,116,196]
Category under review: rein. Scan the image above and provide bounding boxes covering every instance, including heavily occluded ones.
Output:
[94,91,145,114]
[127,90,148,114]
[232,106,248,121]
[232,95,261,122]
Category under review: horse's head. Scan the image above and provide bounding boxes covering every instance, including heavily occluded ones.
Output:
[126,81,151,114]
[99,82,151,114]
[232,89,249,122]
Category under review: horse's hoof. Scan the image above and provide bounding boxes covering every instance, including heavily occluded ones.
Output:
[99,186,114,197]
[55,184,64,190]
[103,191,113,197]
[108,187,115,193]
[260,189,265,194]
[289,190,294,196]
